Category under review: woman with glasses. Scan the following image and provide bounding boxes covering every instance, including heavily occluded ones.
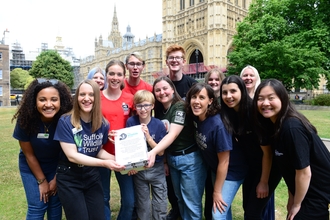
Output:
[100,60,135,220]
[147,76,207,220]
[123,52,152,95]
[12,78,73,219]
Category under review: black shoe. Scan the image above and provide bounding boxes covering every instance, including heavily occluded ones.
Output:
[166,209,181,220]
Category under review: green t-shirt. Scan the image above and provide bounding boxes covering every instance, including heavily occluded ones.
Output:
[158,101,196,152]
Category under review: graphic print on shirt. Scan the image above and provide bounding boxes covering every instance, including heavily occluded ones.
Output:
[73,132,104,155]
[196,131,207,150]
[161,119,170,133]
[174,111,185,124]
[122,102,130,115]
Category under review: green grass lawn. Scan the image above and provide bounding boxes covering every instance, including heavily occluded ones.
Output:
[0,107,328,219]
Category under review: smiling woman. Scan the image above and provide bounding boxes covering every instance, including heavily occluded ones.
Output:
[11,78,72,219]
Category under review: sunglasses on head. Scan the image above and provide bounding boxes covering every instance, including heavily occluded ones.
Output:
[37,78,59,85]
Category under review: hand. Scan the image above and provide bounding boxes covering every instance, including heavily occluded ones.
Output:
[256,181,269,198]
[141,124,151,139]
[146,151,156,168]
[287,203,301,220]
[48,178,57,196]
[38,180,50,203]
[108,130,117,144]
[213,191,228,214]
[127,170,138,176]
[105,160,125,172]
[164,163,170,176]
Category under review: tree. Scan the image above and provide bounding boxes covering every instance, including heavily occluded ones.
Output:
[29,50,74,88]
[10,68,33,89]
[227,0,330,90]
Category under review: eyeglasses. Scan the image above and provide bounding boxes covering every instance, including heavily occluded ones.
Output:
[37,78,58,85]
[127,62,144,67]
[135,104,153,110]
[167,56,183,61]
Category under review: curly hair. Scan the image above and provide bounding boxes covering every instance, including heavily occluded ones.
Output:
[185,83,220,117]
[12,79,73,134]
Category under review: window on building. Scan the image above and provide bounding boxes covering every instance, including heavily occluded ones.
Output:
[243,0,246,8]
[180,0,185,10]
[0,70,2,79]
[0,86,2,96]
[190,0,194,6]
[200,0,204,2]
[0,52,2,60]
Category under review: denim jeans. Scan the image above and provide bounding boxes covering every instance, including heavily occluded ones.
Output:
[211,174,244,220]
[20,169,62,220]
[56,164,105,220]
[167,150,207,220]
[99,167,112,220]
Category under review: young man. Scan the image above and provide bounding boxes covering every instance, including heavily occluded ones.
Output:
[123,52,153,95]
[166,44,197,100]
[126,90,168,220]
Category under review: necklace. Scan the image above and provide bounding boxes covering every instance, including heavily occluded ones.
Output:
[43,122,53,133]
[163,104,171,114]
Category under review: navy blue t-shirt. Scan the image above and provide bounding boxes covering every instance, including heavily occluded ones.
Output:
[54,115,109,162]
[13,119,61,174]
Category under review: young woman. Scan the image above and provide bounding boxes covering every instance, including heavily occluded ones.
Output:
[185,82,232,220]
[12,78,72,219]
[253,79,330,220]
[220,75,280,219]
[54,80,124,220]
[100,60,134,220]
[87,67,107,90]
[240,65,261,98]
[204,68,226,219]
[147,76,207,220]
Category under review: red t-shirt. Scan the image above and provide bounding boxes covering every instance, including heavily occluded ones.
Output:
[101,91,134,154]
[123,78,153,95]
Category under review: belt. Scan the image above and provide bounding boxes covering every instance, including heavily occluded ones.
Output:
[59,161,84,168]
[169,145,198,156]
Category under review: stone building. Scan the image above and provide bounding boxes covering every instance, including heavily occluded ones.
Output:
[80,0,252,84]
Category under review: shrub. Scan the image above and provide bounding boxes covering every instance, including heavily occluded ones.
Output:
[313,94,330,106]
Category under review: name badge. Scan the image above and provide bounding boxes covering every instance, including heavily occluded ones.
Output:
[72,127,83,135]
[37,133,49,139]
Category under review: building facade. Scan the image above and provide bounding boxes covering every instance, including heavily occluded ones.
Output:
[0,44,10,106]
[80,0,252,83]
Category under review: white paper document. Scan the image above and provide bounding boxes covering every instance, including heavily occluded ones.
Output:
[115,125,149,174]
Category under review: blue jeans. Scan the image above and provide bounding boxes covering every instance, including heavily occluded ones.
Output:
[99,168,135,220]
[211,174,244,220]
[99,167,112,220]
[167,150,207,220]
[20,169,62,220]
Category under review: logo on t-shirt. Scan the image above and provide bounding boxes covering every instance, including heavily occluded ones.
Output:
[122,102,130,115]
[174,111,185,124]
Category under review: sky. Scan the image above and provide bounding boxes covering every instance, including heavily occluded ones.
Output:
[0,0,162,58]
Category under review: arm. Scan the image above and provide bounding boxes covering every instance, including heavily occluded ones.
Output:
[256,145,272,198]
[60,142,124,172]
[213,151,230,213]
[287,166,311,220]
[146,123,184,168]
[19,141,50,202]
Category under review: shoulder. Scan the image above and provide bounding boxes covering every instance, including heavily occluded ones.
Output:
[183,74,197,83]
[121,91,134,100]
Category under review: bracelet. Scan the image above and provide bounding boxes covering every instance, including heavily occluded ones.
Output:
[37,178,46,185]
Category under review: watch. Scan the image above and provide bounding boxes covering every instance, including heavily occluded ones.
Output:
[37,178,46,185]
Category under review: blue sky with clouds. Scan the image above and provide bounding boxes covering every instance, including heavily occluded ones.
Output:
[0,0,162,58]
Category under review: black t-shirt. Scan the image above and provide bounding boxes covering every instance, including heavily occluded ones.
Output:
[172,74,197,99]
[274,118,330,205]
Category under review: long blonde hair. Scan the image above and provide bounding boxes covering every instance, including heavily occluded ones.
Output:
[70,79,107,133]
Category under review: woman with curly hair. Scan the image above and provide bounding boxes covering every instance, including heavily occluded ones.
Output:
[12,78,73,219]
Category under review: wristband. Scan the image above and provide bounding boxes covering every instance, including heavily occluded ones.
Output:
[37,178,46,185]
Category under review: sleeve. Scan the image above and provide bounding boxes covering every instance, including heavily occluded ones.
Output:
[169,102,186,126]
[282,120,311,170]
[54,116,75,144]
[214,123,233,152]
[12,121,30,141]
[102,123,110,145]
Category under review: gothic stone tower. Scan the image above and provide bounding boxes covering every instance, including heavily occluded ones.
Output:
[162,0,252,70]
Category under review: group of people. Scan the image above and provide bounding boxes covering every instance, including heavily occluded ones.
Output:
[12,44,330,220]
